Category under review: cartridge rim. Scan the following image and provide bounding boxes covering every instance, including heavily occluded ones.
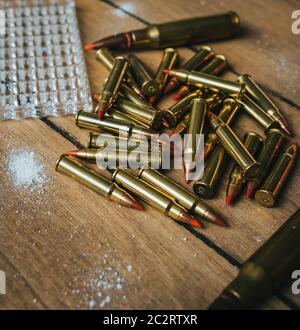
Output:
[244,131,264,143]
[141,80,160,96]
[137,165,149,179]
[267,127,285,136]
[255,189,275,208]
[55,154,67,172]
[264,120,281,133]
[202,45,213,52]
[215,54,227,63]
[165,47,177,52]
[193,182,214,199]
[237,73,251,84]
[228,11,241,32]
[162,110,176,127]
[75,110,83,126]
[111,168,119,182]
[96,48,108,56]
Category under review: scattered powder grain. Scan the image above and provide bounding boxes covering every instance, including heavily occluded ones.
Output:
[7,150,48,192]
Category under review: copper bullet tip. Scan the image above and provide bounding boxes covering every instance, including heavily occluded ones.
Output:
[149,96,156,106]
[226,195,232,205]
[189,218,202,228]
[207,111,217,119]
[169,131,178,137]
[84,43,94,51]
[132,201,144,210]
[68,150,79,157]
[163,81,176,94]
[97,111,104,120]
[214,217,228,228]
[246,187,254,200]
[280,123,292,137]
[173,92,181,101]
[173,89,187,101]
[246,180,257,200]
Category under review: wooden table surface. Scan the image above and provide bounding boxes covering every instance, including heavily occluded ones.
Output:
[0,0,299,310]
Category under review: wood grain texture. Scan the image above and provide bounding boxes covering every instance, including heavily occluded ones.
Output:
[0,0,299,309]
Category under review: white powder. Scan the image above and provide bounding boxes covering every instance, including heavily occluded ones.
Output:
[99,296,111,308]
[7,150,48,192]
[88,299,96,309]
[255,235,262,243]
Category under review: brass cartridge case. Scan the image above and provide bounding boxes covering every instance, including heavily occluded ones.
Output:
[200,55,228,75]
[71,148,162,168]
[238,95,280,132]
[92,92,147,127]
[183,47,215,71]
[208,113,261,180]
[210,208,300,309]
[88,132,147,151]
[193,144,229,198]
[106,108,149,128]
[255,142,297,207]
[115,98,162,130]
[238,74,287,126]
[204,98,240,159]
[254,129,284,184]
[75,110,154,140]
[165,46,214,93]
[96,48,142,96]
[184,98,207,175]
[155,48,179,90]
[138,168,221,224]
[128,55,159,96]
[169,115,190,136]
[95,48,115,70]
[94,88,149,112]
[227,132,263,203]
[175,54,228,100]
[129,12,240,49]
[96,56,128,116]
[55,155,136,207]
[163,90,203,127]
[170,69,245,98]
[205,92,224,112]
[120,84,150,108]
[112,169,194,224]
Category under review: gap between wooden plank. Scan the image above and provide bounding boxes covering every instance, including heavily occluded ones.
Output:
[101,0,300,112]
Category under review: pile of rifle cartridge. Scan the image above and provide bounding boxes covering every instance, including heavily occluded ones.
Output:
[56,12,297,229]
